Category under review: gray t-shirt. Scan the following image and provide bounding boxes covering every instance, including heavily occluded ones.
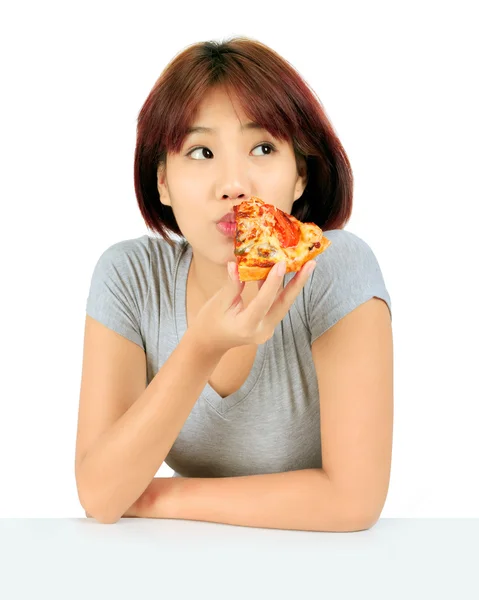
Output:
[85,229,392,478]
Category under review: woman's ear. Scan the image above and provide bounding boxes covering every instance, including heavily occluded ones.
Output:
[157,163,171,206]
[294,156,308,201]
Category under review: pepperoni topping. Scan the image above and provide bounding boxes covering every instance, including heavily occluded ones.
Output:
[271,208,300,247]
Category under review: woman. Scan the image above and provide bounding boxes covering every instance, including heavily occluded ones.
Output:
[75,37,394,531]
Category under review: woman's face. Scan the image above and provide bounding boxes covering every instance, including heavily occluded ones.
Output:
[157,85,307,267]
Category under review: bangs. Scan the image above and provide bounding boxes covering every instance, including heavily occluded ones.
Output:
[162,71,302,156]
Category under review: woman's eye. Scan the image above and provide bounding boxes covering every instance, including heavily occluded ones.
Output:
[187,143,276,160]
[188,147,213,160]
[251,143,276,156]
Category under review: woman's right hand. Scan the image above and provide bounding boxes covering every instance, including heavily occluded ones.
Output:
[189,259,316,354]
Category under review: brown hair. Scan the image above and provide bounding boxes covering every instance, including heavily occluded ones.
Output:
[134,36,353,243]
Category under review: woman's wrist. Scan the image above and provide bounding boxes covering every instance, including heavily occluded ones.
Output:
[184,322,230,359]
[128,477,183,519]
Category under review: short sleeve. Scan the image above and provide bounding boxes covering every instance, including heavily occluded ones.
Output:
[85,236,151,351]
[307,229,392,343]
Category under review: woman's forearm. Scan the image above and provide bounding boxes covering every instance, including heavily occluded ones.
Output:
[77,328,224,524]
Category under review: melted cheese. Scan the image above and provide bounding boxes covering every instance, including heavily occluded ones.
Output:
[235,198,323,266]
[238,222,322,265]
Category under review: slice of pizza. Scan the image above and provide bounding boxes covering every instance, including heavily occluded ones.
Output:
[233,196,331,282]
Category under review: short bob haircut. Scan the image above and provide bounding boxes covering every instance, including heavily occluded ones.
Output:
[134,36,353,244]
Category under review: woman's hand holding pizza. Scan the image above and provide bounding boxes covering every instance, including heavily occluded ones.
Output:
[189,259,316,353]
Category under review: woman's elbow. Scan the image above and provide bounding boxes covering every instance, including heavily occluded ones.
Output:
[84,505,121,524]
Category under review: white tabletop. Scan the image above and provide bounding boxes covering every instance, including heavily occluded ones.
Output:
[0,518,477,599]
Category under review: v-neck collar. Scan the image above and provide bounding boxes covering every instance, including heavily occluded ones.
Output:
[173,242,268,414]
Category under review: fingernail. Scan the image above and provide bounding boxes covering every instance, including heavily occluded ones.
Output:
[306,262,316,275]
[276,261,286,276]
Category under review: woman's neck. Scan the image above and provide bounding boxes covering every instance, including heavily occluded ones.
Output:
[188,248,258,308]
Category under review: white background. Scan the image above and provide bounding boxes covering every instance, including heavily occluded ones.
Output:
[0,0,477,517]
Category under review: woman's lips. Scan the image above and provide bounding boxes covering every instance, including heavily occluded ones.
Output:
[216,222,236,237]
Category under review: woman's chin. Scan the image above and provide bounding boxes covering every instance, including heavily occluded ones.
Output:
[217,245,236,268]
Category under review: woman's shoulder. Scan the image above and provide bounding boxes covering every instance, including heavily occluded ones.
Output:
[147,233,188,269]
[87,233,187,310]
[300,228,392,341]
[85,233,187,348]
[93,233,185,277]
[316,228,379,268]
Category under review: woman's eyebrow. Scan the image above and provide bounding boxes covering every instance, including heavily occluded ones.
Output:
[185,122,266,135]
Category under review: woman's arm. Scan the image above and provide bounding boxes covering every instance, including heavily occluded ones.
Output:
[77,325,224,524]
[78,260,313,525]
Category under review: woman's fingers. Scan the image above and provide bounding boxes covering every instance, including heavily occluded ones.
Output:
[221,262,245,311]
[266,260,316,324]
[234,259,316,335]
[244,261,286,324]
